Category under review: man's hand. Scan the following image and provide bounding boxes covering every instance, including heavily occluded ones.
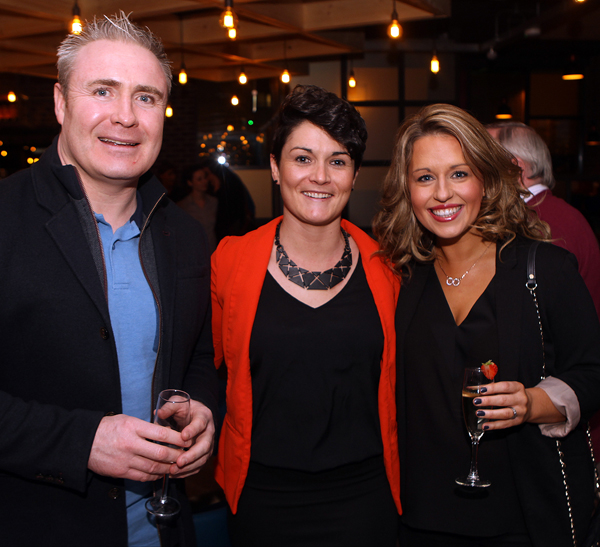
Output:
[169,400,215,479]
[88,414,191,481]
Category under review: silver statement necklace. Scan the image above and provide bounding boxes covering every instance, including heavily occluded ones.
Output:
[437,242,492,287]
[275,222,352,290]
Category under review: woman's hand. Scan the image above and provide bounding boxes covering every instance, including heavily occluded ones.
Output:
[472,382,566,430]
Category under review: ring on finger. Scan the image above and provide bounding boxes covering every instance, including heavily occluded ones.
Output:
[509,407,517,420]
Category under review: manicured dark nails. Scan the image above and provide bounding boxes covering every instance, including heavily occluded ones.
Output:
[473,398,482,405]
[480,387,487,393]
[476,410,485,417]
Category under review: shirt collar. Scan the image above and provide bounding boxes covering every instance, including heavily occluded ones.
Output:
[524,183,548,203]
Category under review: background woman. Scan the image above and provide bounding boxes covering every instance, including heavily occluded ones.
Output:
[374,103,600,547]
[212,85,401,546]
[177,162,218,252]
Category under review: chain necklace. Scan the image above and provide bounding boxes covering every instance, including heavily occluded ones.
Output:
[437,242,492,287]
[275,222,352,290]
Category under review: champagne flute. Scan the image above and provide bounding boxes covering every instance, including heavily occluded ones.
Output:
[455,367,493,488]
[145,389,191,518]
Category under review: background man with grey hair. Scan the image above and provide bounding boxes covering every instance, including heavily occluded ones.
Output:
[488,121,600,317]
[0,13,217,547]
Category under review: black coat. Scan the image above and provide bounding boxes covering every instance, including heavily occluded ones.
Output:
[396,237,600,547]
[0,140,218,546]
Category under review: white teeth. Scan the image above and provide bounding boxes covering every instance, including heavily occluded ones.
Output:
[303,192,331,199]
[99,138,138,146]
[432,206,461,217]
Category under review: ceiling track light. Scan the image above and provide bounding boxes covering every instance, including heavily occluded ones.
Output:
[388,1,402,39]
[71,0,82,35]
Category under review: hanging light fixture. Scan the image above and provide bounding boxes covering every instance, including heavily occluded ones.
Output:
[281,40,290,84]
[348,69,357,88]
[7,91,17,103]
[179,66,188,85]
[220,0,238,39]
[388,1,402,39]
[165,105,174,118]
[71,0,83,35]
[231,95,239,106]
[430,52,440,74]
[239,68,248,85]
[496,99,513,120]
[562,55,584,80]
[178,17,188,85]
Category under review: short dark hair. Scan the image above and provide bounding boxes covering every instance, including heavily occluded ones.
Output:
[183,161,212,183]
[271,85,367,173]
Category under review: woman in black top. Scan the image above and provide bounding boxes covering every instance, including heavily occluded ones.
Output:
[212,85,401,546]
[374,103,600,546]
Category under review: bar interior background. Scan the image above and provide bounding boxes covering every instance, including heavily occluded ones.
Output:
[1,0,599,235]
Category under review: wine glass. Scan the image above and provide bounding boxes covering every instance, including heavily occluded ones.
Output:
[455,367,493,488]
[145,389,191,518]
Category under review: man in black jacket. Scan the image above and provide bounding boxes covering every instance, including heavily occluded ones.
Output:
[0,13,217,547]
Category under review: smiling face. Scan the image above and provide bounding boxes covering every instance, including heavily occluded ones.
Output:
[54,39,168,192]
[408,134,485,243]
[271,121,357,228]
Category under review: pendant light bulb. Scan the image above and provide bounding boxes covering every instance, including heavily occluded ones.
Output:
[165,105,174,118]
[228,27,237,40]
[281,69,291,84]
[430,54,440,74]
[231,95,239,106]
[221,9,235,28]
[7,91,17,103]
[220,1,238,29]
[239,71,248,85]
[71,1,83,35]
[348,70,357,88]
[388,19,402,39]
[179,67,188,85]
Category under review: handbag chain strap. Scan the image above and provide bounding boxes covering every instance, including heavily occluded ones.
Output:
[527,241,600,547]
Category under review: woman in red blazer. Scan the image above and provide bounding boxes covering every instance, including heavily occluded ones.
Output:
[211,85,401,546]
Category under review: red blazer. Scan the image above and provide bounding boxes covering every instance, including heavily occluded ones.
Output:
[211,217,401,514]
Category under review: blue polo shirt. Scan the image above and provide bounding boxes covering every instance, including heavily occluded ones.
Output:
[95,194,160,547]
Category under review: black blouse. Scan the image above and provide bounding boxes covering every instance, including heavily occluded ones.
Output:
[402,264,527,537]
[248,258,384,472]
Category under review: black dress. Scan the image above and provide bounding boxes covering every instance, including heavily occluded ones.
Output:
[227,259,397,547]
[401,266,528,541]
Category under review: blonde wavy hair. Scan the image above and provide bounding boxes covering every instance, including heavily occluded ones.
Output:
[373,103,550,278]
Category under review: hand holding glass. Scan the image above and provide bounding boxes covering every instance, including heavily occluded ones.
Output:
[145,389,191,518]
[455,367,493,488]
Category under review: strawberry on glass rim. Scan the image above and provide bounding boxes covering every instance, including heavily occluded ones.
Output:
[481,360,498,380]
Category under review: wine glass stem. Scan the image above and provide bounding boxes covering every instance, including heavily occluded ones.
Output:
[469,438,481,479]
[160,474,171,503]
